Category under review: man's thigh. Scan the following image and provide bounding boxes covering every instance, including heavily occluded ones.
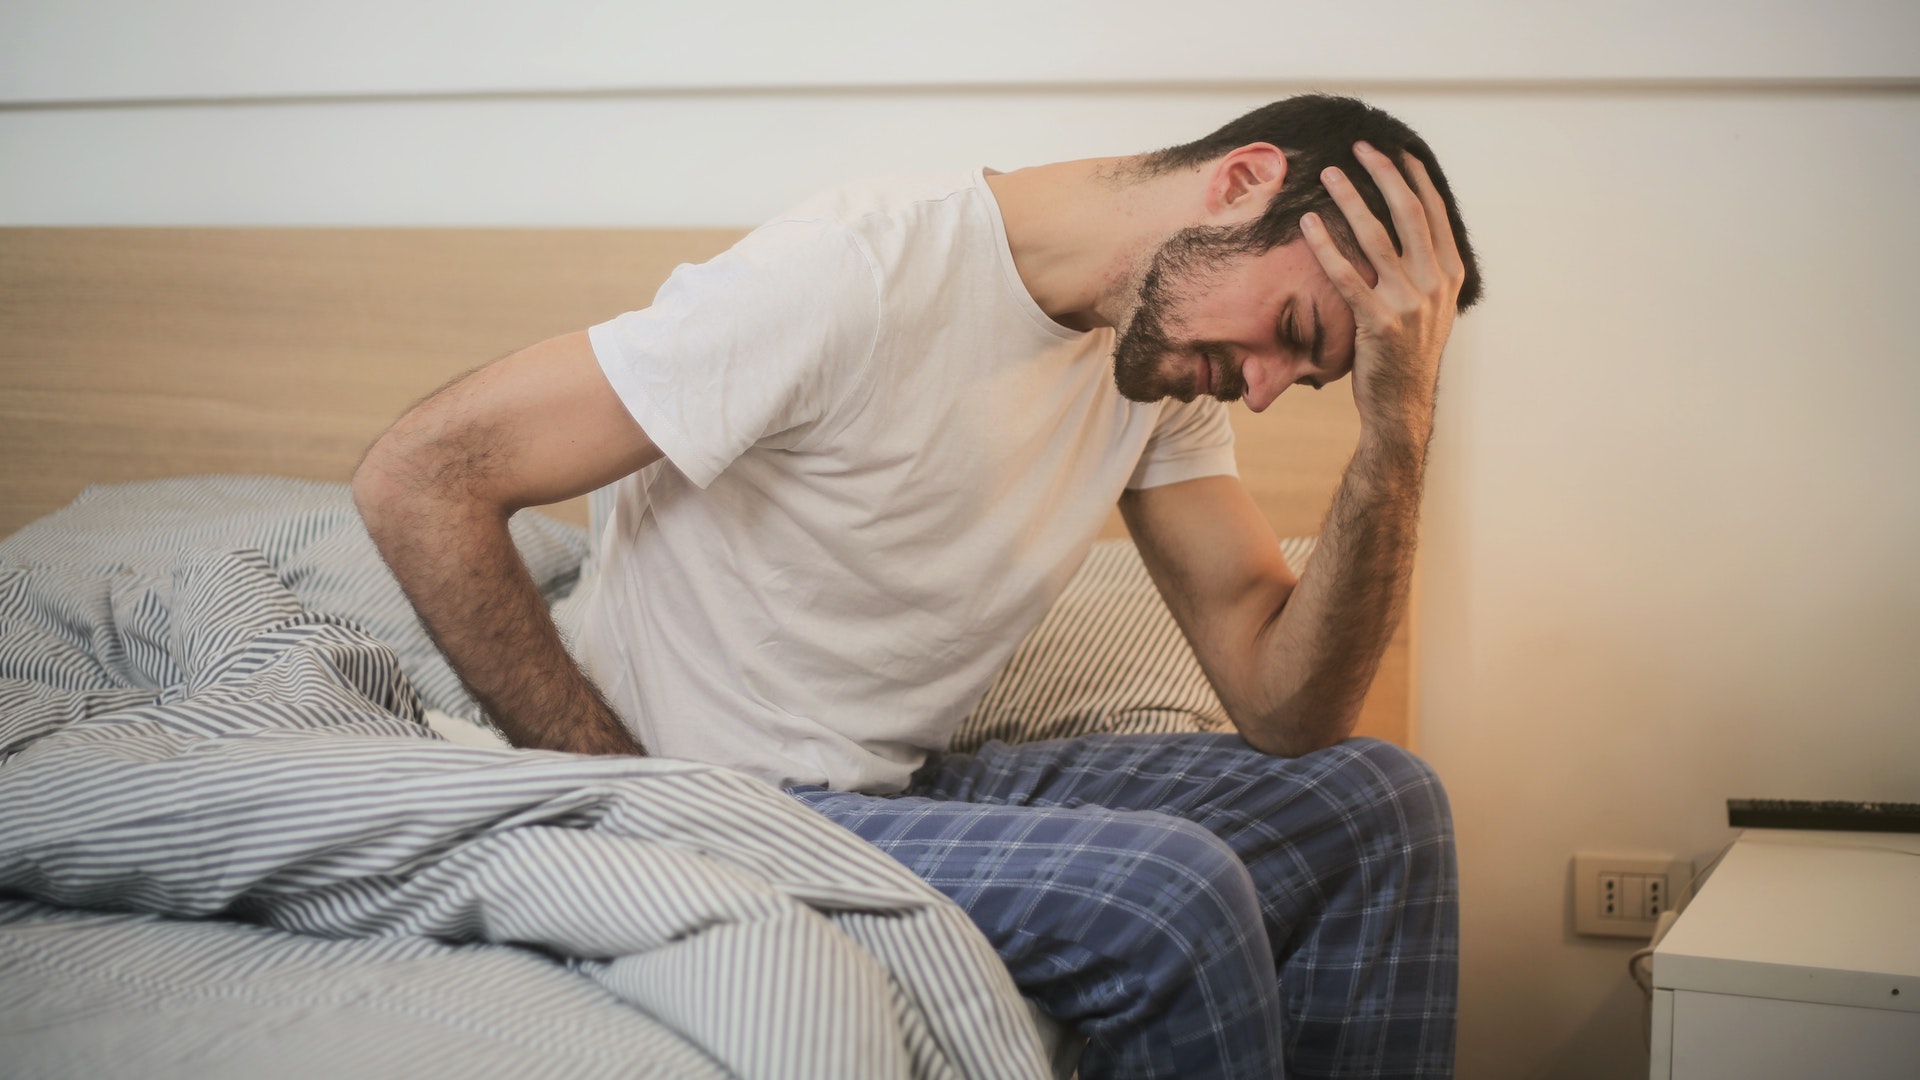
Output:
[910,732,1454,918]
[790,781,1249,915]
[788,784,1284,1079]
[898,732,1460,1080]
[911,730,1419,818]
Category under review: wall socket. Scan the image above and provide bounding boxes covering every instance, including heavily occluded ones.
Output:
[1572,852,1692,939]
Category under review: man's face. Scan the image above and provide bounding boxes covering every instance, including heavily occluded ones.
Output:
[1112,230,1361,413]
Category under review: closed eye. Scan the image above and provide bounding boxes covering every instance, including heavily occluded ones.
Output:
[1283,306,1305,355]
[1284,304,1324,390]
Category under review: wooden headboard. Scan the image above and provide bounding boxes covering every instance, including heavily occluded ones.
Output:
[0,227,1412,746]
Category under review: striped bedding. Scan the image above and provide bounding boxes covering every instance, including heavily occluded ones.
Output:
[0,477,1050,1080]
[952,535,1314,754]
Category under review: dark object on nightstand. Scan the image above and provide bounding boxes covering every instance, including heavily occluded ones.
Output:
[1727,798,1920,833]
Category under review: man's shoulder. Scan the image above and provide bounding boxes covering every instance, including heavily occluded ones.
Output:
[772,171,988,243]
[752,170,1009,321]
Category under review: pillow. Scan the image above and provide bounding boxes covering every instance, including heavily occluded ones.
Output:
[0,475,589,728]
[950,536,1315,753]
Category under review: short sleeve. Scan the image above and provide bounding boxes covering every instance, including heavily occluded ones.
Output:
[1126,397,1238,490]
[587,219,880,489]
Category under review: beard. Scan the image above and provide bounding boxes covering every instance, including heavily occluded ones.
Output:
[1111,225,1254,404]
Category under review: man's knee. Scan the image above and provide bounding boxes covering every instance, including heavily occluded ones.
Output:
[1126,814,1264,929]
[1281,741,1457,930]
[1002,815,1281,1076]
[1048,815,1274,1029]
[1205,737,1456,921]
[1303,738,1454,846]
[1267,734,1443,845]
[1025,812,1268,984]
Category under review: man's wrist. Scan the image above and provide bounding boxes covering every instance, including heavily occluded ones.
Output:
[1352,421,1434,483]
[1353,383,1436,449]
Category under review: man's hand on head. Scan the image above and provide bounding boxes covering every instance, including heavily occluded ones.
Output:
[1299,143,1468,452]
[1132,142,1471,756]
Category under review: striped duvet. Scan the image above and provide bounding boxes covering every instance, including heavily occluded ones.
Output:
[0,477,1049,1079]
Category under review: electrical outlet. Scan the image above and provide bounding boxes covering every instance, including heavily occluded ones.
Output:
[1642,874,1668,920]
[1599,872,1622,919]
[1572,852,1691,938]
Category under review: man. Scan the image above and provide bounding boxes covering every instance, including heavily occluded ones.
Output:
[355,94,1482,1079]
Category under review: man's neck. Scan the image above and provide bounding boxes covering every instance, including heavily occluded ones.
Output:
[984,158,1199,333]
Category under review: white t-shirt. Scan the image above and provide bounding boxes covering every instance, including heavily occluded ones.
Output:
[577,169,1237,793]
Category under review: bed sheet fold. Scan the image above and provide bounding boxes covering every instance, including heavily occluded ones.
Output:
[0,477,1048,1080]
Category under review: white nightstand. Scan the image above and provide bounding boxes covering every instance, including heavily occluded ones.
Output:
[1649,829,1920,1079]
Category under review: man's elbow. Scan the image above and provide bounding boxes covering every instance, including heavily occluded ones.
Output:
[1241,727,1350,760]
[351,426,465,543]
[353,423,515,542]
[1233,697,1360,759]
[351,435,413,534]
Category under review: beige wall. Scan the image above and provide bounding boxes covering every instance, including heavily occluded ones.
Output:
[1412,90,1920,1078]
[5,5,1918,1076]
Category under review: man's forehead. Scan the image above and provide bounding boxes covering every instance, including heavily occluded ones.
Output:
[1263,235,1378,291]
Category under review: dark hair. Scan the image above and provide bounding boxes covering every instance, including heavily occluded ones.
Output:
[1141,95,1483,310]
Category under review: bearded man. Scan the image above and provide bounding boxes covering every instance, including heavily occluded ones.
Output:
[354,94,1484,1079]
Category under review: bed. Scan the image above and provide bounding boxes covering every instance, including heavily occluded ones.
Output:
[0,227,1416,1078]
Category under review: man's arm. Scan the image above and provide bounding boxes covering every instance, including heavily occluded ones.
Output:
[352,330,660,755]
[1121,145,1468,756]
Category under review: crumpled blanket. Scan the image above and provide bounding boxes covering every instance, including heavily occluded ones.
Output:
[0,479,1047,1080]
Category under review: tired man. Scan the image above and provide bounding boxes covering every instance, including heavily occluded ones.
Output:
[355,94,1483,1079]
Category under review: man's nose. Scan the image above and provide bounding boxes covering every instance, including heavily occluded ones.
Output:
[1240,357,1289,413]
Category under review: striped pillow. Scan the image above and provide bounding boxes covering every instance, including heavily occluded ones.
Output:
[950,536,1315,753]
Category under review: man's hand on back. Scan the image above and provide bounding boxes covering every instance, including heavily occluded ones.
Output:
[354,330,660,758]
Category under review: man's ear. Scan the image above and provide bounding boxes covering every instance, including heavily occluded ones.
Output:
[1205,143,1289,222]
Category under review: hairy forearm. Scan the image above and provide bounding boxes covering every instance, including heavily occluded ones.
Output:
[1221,141,1466,756]
[356,481,645,757]
[1241,424,1428,756]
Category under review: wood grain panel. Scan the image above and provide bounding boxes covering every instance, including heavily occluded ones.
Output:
[0,227,747,531]
[0,226,1409,747]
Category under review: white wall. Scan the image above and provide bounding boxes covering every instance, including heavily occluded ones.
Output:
[5,4,1917,1076]
[5,0,1914,102]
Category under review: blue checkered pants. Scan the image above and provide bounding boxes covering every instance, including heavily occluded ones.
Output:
[790,734,1457,1080]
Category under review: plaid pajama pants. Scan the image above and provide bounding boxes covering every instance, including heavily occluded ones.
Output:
[790,733,1457,1080]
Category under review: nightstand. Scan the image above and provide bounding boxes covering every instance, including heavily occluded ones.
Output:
[1649,829,1920,1079]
